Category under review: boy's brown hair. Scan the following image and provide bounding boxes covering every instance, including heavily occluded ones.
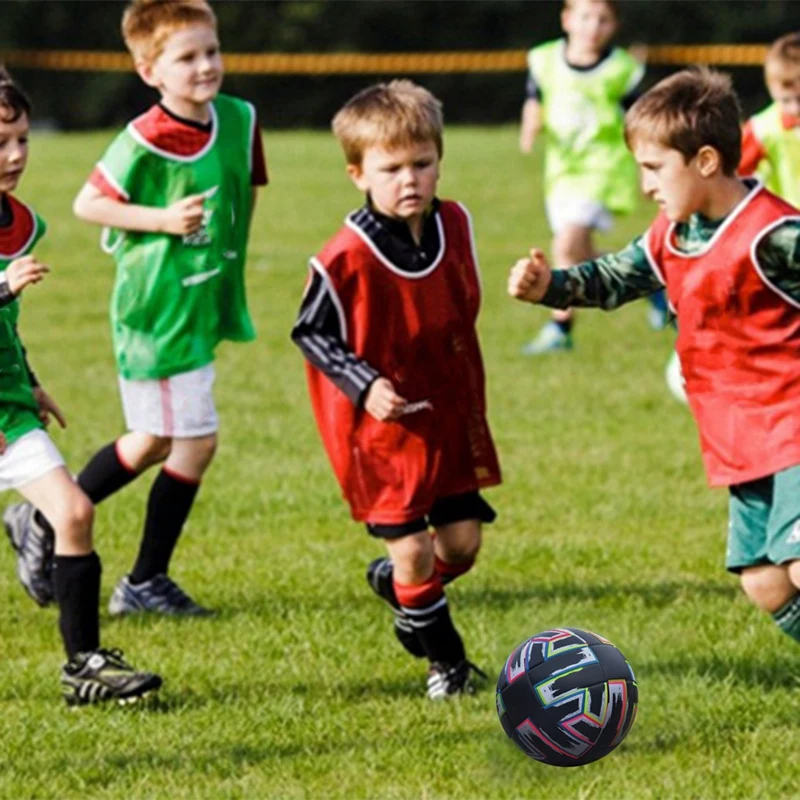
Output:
[0,67,31,123]
[624,67,742,175]
[122,0,217,65]
[563,0,619,17]
[332,80,444,166]
[764,31,800,85]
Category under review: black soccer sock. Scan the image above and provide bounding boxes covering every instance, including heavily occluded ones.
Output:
[394,574,466,666]
[555,318,573,335]
[129,468,200,585]
[77,441,140,504]
[52,552,101,659]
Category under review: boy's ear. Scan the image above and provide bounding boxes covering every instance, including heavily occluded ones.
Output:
[346,163,368,192]
[135,58,159,89]
[695,145,722,178]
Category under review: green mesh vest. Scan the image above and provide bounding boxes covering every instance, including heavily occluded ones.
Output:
[0,198,46,444]
[528,39,643,215]
[99,94,256,380]
[749,103,800,207]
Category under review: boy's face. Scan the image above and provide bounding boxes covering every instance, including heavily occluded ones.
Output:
[562,1,618,55]
[766,72,800,121]
[0,112,29,194]
[140,24,223,111]
[633,138,710,222]
[347,140,440,226]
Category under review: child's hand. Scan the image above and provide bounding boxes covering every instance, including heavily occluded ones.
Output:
[364,378,408,422]
[5,256,49,295]
[32,386,67,429]
[508,248,553,303]
[161,194,207,236]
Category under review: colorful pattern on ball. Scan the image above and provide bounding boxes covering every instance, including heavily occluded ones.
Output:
[496,628,638,767]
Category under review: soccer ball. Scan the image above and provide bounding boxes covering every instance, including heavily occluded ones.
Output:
[496,628,638,767]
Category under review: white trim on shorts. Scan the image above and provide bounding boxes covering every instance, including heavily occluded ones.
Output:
[0,429,65,491]
[118,364,219,438]
[545,196,614,235]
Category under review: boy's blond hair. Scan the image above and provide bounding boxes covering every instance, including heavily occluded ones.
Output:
[764,32,800,85]
[624,67,742,176]
[332,80,444,166]
[122,0,217,65]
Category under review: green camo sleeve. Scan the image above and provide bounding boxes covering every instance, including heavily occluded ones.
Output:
[541,235,665,310]
[755,220,800,303]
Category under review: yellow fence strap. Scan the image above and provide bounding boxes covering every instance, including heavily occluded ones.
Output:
[1,45,769,74]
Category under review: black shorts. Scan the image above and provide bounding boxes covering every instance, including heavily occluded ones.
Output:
[366,491,497,540]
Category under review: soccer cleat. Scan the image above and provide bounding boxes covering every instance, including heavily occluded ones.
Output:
[108,574,212,617]
[4,501,55,607]
[366,557,426,659]
[520,321,573,356]
[426,659,488,700]
[61,648,162,707]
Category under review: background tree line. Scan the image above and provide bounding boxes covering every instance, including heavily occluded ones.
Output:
[0,0,796,130]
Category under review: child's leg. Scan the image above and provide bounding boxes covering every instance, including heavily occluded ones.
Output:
[30,433,170,536]
[732,465,800,644]
[740,563,800,643]
[429,492,495,585]
[523,222,596,355]
[384,530,466,668]
[128,434,216,585]
[17,466,99,657]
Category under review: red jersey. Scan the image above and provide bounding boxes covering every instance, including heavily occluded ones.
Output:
[645,184,800,486]
[306,201,501,524]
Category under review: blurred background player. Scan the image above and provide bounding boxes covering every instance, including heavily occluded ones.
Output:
[0,69,161,705]
[519,0,667,355]
[509,68,800,655]
[739,31,800,206]
[4,0,267,617]
[292,81,501,699]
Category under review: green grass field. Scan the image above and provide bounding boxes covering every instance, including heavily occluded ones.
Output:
[0,125,796,800]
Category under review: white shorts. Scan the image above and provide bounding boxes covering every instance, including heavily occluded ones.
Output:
[119,364,219,438]
[0,429,65,491]
[545,196,614,235]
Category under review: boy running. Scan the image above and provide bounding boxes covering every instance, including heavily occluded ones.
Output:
[509,68,800,649]
[518,0,656,355]
[5,0,267,616]
[0,69,161,705]
[292,81,501,699]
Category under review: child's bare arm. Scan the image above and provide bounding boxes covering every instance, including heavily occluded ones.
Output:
[73,182,206,236]
[520,99,543,154]
[32,386,67,429]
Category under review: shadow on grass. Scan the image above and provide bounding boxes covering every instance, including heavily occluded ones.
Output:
[457,579,737,610]
[639,652,800,691]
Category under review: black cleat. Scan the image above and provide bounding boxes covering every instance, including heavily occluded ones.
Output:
[426,659,487,700]
[4,502,55,607]
[366,557,426,659]
[61,648,162,707]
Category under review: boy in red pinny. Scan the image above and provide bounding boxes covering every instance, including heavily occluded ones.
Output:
[292,80,501,699]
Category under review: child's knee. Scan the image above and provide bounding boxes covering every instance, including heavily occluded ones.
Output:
[389,533,435,583]
[435,520,482,563]
[52,492,94,551]
[740,565,795,613]
[144,434,173,462]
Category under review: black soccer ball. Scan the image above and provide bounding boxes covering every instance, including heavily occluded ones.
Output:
[496,628,638,767]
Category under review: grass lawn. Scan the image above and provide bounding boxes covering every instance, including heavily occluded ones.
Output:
[0,125,795,799]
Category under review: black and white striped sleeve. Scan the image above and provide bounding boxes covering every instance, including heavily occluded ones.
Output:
[291,269,380,407]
